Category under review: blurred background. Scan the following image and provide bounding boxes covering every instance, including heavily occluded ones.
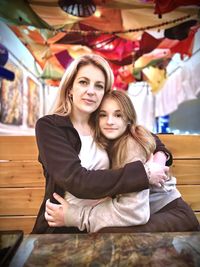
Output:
[0,0,200,135]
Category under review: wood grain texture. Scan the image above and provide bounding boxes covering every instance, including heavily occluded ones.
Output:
[0,134,199,234]
[0,187,44,215]
[158,134,200,159]
[0,161,44,187]
[0,216,36,234]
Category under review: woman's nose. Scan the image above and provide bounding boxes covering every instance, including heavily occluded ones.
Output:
[86,85,95,94]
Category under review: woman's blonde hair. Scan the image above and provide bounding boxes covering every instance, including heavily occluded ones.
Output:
[94,90,156,168]
[49,54,114,117]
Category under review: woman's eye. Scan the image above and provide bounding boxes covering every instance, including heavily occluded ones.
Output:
[96,84,104,90]
[79,80,87,85]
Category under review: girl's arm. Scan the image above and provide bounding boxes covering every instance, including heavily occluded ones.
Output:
[45,191,150,233]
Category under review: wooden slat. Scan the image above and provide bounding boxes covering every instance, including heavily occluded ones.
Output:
[0,216,36,234]
[0,161,44,187]
[0,134,199,235]
[0,188,44,215]
[195,212,200,224]
[177,185,200,211]
[0,213,199,235]
[159,135,200,159]
[171,159,200,185]
[0,136,38,160]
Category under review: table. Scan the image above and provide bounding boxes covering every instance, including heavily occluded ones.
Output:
[10,232,200,267]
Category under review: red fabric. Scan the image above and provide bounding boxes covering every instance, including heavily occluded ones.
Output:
[154,0,200,15]
[159,26,199,57]
[55,50,73,69]
[139,31,164,56]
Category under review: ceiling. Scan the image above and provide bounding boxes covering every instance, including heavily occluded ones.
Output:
[0,0,200,90]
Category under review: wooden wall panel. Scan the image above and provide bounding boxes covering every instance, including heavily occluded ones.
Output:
[171,159,200,185]
[0,134,200,233]
[0,188,44,215]
[0,136,38,160]
[0,216,36,234]
[177,185,200,211]
[159,135,200,159]
[0,161,44,187]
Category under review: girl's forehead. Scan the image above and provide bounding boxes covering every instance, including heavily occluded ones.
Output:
[101,98,121,110]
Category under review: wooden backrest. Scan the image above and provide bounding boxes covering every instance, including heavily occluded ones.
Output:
[0,135,200,233]
[0,136,44,233]
[159,134,200,222]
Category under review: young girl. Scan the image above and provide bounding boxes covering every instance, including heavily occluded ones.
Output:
[45,90,199,232]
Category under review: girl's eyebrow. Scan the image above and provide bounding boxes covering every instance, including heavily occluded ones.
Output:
[100,109,121,112]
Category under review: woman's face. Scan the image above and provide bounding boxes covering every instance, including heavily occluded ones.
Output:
[70,64,106,116]
[99,98,128,140]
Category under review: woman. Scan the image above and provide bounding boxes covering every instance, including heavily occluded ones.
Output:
[32,54,169,234]
[45,90,199,232]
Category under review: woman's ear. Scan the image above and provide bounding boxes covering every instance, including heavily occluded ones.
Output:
[68,90,73,101]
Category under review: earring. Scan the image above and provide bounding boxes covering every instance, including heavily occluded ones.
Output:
[68,94,73,101]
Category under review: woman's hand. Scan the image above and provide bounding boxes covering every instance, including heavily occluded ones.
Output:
[45,193,68,227]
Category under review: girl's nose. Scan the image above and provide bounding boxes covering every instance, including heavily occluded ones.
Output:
[107,116,114,124]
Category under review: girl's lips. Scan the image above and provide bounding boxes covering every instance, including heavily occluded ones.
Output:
[103,128,118,131]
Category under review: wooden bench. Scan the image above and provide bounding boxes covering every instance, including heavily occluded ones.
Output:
[0,135,200,234]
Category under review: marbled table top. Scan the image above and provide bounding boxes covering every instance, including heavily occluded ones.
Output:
[10,232,200,267]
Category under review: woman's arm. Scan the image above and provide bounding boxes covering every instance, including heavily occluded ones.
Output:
[45,191,150,233]
[152,134,173,166]
[36,115,167,199]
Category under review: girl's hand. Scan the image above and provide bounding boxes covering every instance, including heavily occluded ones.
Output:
[45,193,68,227]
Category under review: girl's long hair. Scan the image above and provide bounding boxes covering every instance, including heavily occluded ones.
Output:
[94,90,156,168]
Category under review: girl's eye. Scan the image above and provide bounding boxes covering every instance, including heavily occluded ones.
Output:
[115,113,122,118]
[99,113,107,117]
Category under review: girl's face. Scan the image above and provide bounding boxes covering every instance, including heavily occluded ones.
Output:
[99,97,128,140]
[70,64,105,117]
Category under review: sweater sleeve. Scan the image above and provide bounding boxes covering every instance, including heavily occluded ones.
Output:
[152,133,173,166]
[36,116,149,199]
[64,190,150,233]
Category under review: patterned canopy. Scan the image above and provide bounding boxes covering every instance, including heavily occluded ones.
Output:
[0,0,199,91]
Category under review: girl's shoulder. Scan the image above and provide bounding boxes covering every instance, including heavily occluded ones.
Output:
[126,135,138,148]
[125,136,147,164]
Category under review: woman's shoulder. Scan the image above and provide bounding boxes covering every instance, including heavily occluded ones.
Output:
[35,114,75,137]
[36,114,71,127]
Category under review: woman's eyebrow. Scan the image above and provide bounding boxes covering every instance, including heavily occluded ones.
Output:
[77,76,88,80]
[95,81,105,86]
[77,77,105,84]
